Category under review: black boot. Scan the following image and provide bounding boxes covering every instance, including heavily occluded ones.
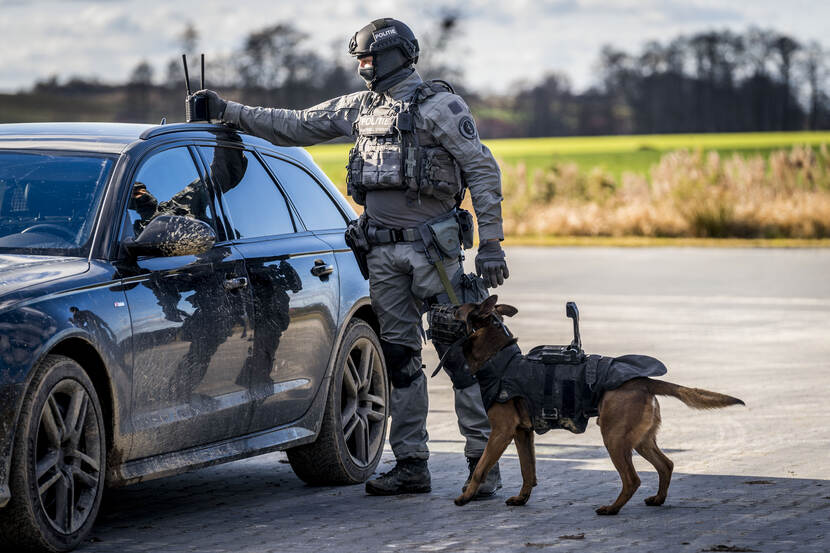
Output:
[463,457,502,499]
[365,459,431,495]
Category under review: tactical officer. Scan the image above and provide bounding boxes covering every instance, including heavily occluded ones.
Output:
[192,18,509,497]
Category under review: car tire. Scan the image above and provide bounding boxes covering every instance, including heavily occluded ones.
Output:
[287,319,388,485]
[0,355,106,553]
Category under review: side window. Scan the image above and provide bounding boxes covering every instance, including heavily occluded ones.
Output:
[263,155,347,231]
[126,147,216,239]
[199,147,295,239]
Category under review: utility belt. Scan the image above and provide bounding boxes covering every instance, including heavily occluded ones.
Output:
[344,209,476,301]
[366,225,421,245]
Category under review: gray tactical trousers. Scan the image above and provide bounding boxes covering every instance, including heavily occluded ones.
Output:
[366,242,491,461]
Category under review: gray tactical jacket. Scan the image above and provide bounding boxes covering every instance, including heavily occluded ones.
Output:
[221,71,504,241]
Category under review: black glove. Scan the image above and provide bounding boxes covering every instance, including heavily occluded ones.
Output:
[475,240,509,288]
[191,89,227,121]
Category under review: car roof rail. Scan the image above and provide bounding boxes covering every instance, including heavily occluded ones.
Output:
[139,123,231,140]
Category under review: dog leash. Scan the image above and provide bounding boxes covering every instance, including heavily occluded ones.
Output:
[430,334,468,377]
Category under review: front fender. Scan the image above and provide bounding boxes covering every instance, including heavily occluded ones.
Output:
[0,270,133,507]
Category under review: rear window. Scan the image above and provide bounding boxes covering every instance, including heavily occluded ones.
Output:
[262,155,347,231]
[0,151,114,256]
[199,147,296,239]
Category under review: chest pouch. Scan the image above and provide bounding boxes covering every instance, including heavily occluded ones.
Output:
[352,114,407,193]
[419,146,462,202]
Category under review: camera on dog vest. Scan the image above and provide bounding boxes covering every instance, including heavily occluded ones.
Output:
[182,54,209,122]
[527,301,586,365]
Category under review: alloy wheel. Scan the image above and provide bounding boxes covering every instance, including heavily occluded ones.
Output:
[340,337,386,466]
[35,378,103,535]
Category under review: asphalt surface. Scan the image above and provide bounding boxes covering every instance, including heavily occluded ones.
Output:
[83,247,830,553]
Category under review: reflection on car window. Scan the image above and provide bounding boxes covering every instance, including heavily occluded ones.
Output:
[262,155,347,231]
[0,151,113,255]
[199,147,295,239]
[126,147,215,239]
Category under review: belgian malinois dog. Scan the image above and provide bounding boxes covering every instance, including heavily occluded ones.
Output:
[452,295,745,514]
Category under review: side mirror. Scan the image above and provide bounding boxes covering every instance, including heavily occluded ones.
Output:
[123,215,215,258]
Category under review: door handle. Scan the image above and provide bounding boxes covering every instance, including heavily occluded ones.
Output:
[311,259,334,278]
[223,276,248,290]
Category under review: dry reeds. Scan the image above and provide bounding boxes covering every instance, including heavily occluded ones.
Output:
[499,145,830,238]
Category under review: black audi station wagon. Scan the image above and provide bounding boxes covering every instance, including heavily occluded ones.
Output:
[0,123,388,552]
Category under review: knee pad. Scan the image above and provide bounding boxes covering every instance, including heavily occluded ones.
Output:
[381,340,422,388]
[433,341,477,390]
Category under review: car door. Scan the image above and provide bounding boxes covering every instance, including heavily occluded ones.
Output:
[197,146,339,430]
[118,145,255,459]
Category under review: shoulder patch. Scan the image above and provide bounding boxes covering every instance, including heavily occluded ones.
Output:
[458,116,477,140]
[447,100,463,115]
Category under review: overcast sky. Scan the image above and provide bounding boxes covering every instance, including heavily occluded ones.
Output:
[1,0,827,95]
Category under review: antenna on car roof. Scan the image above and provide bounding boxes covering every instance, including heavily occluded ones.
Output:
[183,53,208,123]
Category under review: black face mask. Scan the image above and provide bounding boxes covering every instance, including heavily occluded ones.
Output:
[359,49,414,92]
[359,65,375,84]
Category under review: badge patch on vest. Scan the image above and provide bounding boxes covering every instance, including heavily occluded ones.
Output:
[458,116,477,140]
[359,115,397,136]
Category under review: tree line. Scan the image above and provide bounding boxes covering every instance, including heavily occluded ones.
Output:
[488,28,830,138]
[9,21,830,137]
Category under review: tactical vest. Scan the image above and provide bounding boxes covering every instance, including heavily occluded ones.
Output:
[475,344,669,436]
[347,80,464,206]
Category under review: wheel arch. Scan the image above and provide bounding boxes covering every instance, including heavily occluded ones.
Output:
[48,338,117,467]
[351,303,381,339]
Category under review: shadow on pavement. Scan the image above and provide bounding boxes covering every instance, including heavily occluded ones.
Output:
[83,451,830,553]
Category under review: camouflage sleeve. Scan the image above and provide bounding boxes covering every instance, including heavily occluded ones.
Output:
[221,91,371,147]
[420,93,504,242]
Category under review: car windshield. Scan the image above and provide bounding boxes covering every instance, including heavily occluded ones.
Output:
[0,150,115,256]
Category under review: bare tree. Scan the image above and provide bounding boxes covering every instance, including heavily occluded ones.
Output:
[801,41,828,129]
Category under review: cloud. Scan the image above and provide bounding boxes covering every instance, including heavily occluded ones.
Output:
[0,0,827,94]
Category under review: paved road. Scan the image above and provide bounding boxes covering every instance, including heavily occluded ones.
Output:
[84,247,830,553]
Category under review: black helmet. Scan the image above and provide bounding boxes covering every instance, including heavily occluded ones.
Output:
[349,18,419,91]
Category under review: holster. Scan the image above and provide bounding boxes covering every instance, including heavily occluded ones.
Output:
[455,208,475,250]
[344,215,370,280]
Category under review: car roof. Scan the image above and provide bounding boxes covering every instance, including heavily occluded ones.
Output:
[0,122,315,165]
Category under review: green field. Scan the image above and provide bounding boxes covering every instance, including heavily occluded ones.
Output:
[307,131,830,187]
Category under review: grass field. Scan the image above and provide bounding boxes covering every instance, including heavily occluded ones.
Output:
[309,131,830,240]
[307,131,830,187]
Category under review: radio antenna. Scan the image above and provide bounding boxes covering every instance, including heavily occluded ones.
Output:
[182,54,192,96]
[200,53,205,90]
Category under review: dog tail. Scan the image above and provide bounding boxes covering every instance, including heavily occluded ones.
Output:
[645,379,745,409]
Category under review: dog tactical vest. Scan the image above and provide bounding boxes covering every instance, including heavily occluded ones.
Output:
[347,80,464,205]
[475,344,668,435]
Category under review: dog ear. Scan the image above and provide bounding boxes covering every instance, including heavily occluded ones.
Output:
[478,295,498,316]
[496,304,518,317]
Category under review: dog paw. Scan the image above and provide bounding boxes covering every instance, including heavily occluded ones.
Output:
[505,495,528,506]
[595,505,619,516]
[644,495,665,506]
[454,495,470,506]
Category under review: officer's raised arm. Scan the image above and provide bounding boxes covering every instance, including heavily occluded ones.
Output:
[190,89,370,147]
